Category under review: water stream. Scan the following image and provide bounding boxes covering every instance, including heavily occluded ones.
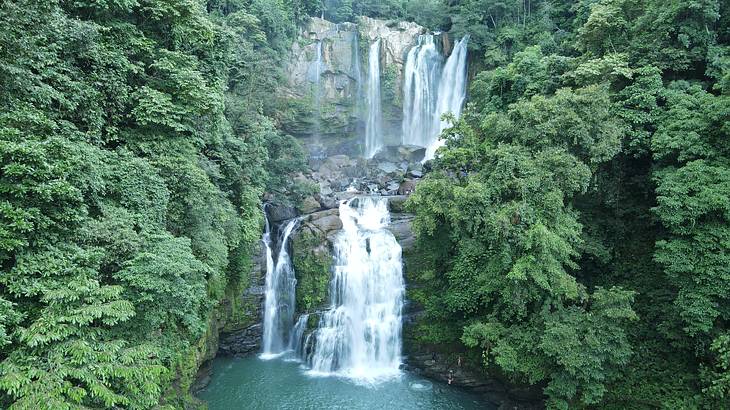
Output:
[308,197,404,382]
[402,35,470,160]
[365,39,384,158]
[261,216,299,357]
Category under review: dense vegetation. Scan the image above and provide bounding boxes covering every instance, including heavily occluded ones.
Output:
[406,0,730,409]
[0,0,308,408]
[1,0,728,409]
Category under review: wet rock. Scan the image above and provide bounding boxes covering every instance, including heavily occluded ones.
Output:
[387,213,415,251]
[218,323,263,356]
[336,178,351,191]
[326,154,351,168]
[387,181,401,194]
[268,203,297,222]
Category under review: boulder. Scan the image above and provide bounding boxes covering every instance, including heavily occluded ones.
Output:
[398,145,427,162]
[388,195,409,213]
[408,169,423,178]
[268,203,297,222]
[298,196,321,214]
[398,179,417,195]
[318,195,339,210]
[377,161,398,174]
[307,211,343,234]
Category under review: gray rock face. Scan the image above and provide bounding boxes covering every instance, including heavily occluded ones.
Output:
[281,17,425,155]
[268,203,298,222]
[298,196,322,214]
[218,323,263,356]
[358,17,424,66]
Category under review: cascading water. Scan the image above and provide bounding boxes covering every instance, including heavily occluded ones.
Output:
[401,35,443,150]
[365,39,383,158]
[308,197,404,383]
[402,35,469,160]
[428,35,470,159]
[261,217,299,357]
[290,313,310,358]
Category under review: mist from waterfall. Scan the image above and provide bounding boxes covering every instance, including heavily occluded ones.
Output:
[261,216,300,358]
[308,197,404,383]
[365,39,383,158]
[402,35,469,160]
[401,35,443,150]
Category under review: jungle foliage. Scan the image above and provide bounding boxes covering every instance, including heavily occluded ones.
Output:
[0,0,307,408]
[407,0,730,408]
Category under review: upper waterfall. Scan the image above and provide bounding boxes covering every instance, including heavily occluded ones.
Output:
[307,197,405,383]
[428,35,470,159]
[402,35,469,161]
[261,216,299,357]
[365,39,383,158]
[402,35,443,151]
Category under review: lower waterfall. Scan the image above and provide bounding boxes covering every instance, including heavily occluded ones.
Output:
[308,197,405,383]
[261,217,299,357]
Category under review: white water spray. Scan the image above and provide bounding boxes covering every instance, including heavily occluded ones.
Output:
[402,35,469,160]
[428,36,470,159]
[308,197,404,383]
[262,217,299,357]
[365,39,383,158]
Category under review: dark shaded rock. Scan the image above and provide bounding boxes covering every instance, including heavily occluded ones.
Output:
[318,195,339,210]
[398,179,416,195]
[192,361,213,393]
[218,323,263,356]
[268,203,297,222]
[387,195,409,214]
[408,169,423,178]
[388,213,415,251]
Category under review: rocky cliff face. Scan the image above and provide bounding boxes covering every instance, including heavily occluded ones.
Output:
[279,17,424,156]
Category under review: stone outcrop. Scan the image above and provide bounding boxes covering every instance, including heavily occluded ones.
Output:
[358,17,424,66]
[280,17,425,155]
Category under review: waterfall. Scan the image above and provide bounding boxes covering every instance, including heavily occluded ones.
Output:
[428,35,470,159]
[401,35,443,150]
[308,197,404,383]
[402,35,469,160]
[365,39,383,158]
[290,314,310,357]
[261,217,300,357]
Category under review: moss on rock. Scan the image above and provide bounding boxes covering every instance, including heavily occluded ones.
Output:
[292,228,333,314]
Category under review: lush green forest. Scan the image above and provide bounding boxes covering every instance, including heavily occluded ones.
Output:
[406,0,730,409]
[0,1,309,407]
[1,0,729,409]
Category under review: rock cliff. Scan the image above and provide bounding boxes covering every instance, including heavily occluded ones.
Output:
[279,17,424,156]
